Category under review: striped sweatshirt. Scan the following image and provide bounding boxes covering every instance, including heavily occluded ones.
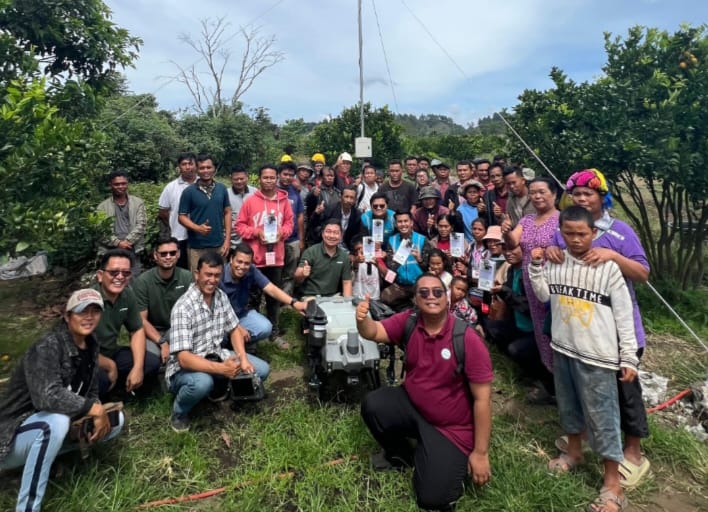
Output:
[528,251,638,372]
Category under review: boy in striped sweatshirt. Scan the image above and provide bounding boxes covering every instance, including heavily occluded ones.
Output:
[529,205,637,512]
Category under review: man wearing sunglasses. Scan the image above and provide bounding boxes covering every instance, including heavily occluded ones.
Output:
[133,237,193,365]
[356,274,493,511]
[92,249,161,399]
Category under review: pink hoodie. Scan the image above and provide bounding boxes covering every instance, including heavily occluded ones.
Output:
[235,188,294,267]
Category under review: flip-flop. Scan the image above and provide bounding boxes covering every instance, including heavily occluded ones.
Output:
[587,486,628,512]
[554,435,591,454]
[618,456,650,489]
[548,453,583,473]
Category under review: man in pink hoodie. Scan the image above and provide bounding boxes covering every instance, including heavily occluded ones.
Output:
[235,165,294,343]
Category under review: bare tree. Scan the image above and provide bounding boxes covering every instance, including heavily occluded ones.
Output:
[171,17,284,116]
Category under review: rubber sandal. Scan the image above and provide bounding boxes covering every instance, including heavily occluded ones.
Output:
[554,435,591,454]
[548,453,582,473]
[587,486,628,512]
[618,456,650,489]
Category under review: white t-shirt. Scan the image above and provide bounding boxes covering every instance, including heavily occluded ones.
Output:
[158,176,193,241]
[353,262,380,300]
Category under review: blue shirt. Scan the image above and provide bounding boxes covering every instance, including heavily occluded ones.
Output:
[457,202,479,243]
[361,209,396,249]
[219,264,271,317]
[283,185,304,244]
[389,232,426,286]
[178,181,230,249]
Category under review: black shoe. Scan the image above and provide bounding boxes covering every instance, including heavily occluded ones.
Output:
[371,451,410,471]
[208,380,230,402]
[525,386,557,406]
[170,413,190,432]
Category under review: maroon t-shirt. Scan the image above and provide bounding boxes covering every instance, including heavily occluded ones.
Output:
[381,311,493,454]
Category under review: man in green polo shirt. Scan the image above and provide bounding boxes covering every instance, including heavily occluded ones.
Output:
[295,219,353,297]
[133,236,193,364]
[93,249,161,398]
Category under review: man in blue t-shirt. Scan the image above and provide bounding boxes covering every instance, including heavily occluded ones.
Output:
[178,154,231,271]
[220,244,308,351]
[277,162,305,296]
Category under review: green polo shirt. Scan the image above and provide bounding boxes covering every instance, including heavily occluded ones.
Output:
[92,283,143,357]
[133,267,193,332]
[298,243,352,297]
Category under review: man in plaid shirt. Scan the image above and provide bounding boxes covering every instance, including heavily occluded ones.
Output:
[166,252,269,432]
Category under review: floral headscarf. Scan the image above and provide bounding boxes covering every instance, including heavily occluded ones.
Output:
[566,168,612,210]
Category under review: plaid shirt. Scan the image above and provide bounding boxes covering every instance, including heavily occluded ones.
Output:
[165,283,239,384]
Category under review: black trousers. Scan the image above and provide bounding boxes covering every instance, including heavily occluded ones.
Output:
[98,347,161,397]
[361,386,468,511]
[619,348,649,438]
[259,265,283,333]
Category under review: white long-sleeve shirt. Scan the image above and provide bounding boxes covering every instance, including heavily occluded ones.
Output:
[528,251,638,371]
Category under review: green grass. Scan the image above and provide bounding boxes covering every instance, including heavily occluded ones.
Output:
[1,295,707,511]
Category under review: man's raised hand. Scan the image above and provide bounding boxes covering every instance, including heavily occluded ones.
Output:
[356,294,370,322]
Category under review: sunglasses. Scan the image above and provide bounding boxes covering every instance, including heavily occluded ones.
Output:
[158,250,178,257]
[416,287,445,299]
[372,204,386,210]
[103,269,132,278]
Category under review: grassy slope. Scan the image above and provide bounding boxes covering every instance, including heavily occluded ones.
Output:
[0,302,706,512]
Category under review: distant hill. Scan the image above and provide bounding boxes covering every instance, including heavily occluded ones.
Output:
[394,113,468,136]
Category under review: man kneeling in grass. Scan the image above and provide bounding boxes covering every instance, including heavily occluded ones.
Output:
[166,252,269,432]
[355,274,493,511]
[0,289,124,512]
[529,206,638,512]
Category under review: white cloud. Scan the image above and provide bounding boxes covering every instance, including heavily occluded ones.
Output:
[105,0,708,124]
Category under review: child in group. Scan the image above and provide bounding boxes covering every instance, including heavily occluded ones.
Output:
[350,236,380,300]
[426,248,452,289]
[449,276,483,336]
[457,218,487,282]
[528,206,638,512]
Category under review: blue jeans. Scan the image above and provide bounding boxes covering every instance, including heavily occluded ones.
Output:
[553,351,623,462]
[239,310,273,344]
[169,352,270,417]
[0,410,124,512]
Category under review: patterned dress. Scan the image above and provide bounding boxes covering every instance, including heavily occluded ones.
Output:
[519,211,560,370]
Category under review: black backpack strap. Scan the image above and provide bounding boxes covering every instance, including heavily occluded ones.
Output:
[451,317,468,378]
[398,310,417,379]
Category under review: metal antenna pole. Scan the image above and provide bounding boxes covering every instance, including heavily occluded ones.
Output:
[358,0,365,137]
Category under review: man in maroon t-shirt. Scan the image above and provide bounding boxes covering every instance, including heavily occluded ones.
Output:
[356,274,493,511]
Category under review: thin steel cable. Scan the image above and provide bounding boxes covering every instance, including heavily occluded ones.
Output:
[398,0,706,352]
[371,0,399,113]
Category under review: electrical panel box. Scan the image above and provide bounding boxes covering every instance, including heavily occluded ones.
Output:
[355,137,372,158]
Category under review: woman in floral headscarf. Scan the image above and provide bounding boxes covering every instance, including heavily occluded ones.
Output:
[546,168,652,490]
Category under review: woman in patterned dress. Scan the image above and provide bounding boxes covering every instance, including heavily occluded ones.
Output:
[501,177,560,371]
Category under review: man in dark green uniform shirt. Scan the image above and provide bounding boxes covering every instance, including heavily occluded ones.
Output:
[295,219,353,297]
[93,249,160,396]
[133,237,193,364]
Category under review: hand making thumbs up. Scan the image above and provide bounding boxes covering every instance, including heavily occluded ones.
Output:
[356,293,370,322]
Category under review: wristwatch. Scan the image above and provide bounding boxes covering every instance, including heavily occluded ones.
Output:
[290,298,297,306]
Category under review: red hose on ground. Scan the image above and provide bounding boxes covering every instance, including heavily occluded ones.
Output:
[136,455,358,510]
[646,388,692,414]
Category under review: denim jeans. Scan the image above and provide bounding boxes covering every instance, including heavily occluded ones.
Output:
[239,309,273,344]
[170,351,270,417]
[0,410,124,512]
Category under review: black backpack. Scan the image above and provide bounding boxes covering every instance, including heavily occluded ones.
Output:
[400,310,469,381]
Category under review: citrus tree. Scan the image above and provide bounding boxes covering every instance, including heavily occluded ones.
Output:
[511,25,707,287]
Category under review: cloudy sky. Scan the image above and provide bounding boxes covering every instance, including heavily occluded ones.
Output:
[105,0,705,126]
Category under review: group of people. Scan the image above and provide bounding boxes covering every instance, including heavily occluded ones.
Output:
[0,148,651,511]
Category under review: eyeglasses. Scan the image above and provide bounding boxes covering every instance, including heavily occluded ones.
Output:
[372,204,386,210]
[157,250,178,257]
[103,269,132,278]
[416,287,445,299]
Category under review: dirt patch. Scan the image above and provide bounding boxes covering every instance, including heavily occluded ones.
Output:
[270,367,305,384]
[631,491,706,512]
